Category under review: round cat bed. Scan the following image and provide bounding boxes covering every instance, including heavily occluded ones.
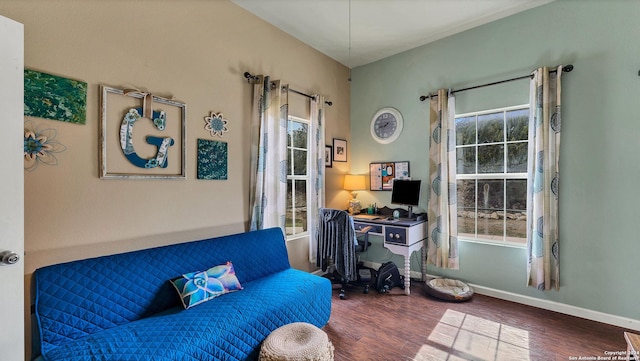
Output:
[259,322,334,361]
[424,278,474,302]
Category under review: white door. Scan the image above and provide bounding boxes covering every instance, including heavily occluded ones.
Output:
[0,15,25,361]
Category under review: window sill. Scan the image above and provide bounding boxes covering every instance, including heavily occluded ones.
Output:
[459,236,526,249]
[286,232,309,242]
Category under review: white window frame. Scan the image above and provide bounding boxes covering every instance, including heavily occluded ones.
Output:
[286,115,310,240]
[455,104,529,248]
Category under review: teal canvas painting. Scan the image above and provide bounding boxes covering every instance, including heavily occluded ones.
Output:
[24,69,87,124]
[197,139,228,180]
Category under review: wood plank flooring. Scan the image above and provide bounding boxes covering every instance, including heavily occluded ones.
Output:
[323,280,635,361]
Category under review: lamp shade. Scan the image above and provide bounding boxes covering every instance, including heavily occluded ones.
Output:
[343,174,366,191]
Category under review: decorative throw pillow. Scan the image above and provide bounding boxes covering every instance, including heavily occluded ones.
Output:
[170,261,243,309]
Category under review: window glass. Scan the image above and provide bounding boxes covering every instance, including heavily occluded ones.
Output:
[506,109,529,141]
[286,117,310,237]
[476,179,504,240]
[477,112,503,144]
[505,179,527,240]
[507,143,527,173]
[294,179,307,232]
[289,122,308,148]
[455,105,529,245]
[293,149,307,175]
[477,144,504,173]
[456,116,476,145]
[457,179,477,236]
[456,147,476,174]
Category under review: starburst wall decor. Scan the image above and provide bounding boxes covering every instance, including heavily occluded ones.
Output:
[24,119,67,172]
[204,112,228,137]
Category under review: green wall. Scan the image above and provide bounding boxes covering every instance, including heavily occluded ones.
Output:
[350,0,640,321]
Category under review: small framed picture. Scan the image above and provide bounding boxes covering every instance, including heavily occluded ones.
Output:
[333,138,347,162]
[325,145,333,168]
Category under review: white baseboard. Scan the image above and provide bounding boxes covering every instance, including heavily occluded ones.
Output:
[470,283,640,332]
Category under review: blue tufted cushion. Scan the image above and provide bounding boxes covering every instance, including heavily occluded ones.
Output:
[33,227,293,357]
[170,261,243,309]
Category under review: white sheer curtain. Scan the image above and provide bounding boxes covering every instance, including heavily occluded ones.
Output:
[308,95,326,262]
[427,89,459,269]
[249,76,288,232]
[527,66,563,291]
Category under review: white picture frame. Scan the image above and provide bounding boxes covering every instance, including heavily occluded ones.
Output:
[333,138,347,162]
[99,85,187,179]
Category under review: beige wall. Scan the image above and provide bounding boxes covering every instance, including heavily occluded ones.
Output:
[1,0,351,357]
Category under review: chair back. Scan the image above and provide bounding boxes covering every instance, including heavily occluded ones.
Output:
[316,208,358,281]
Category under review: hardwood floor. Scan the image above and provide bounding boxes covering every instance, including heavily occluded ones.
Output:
[323,280,635,361]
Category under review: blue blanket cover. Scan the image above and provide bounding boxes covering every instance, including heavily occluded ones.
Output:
[33,227,332,360]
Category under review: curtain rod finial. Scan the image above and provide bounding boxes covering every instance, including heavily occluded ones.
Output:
[563,64,574,73]
[244,72,260,83]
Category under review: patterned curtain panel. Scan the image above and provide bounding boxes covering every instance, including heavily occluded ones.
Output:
[249,76,288,232]
[527,66,563,291]
[308,95,326,262]
[427,89,459,269]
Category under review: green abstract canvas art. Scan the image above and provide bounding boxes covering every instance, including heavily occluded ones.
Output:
[24,69,87,124]
[197,139,228,180]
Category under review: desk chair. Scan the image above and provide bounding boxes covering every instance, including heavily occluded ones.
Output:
[316,208,373,299]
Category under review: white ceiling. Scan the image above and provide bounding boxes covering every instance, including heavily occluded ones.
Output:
[231,0,554,68]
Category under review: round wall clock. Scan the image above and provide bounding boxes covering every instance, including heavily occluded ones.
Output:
[370,107,403,144]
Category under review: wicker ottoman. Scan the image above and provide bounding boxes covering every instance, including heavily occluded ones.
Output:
[259,322,334,361]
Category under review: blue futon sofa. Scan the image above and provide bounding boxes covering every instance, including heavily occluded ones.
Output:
[32,227,332,360]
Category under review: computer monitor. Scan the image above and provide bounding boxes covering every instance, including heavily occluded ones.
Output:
[391,179,421,219]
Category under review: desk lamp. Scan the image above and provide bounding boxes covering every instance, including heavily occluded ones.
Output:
[343,174,366,214]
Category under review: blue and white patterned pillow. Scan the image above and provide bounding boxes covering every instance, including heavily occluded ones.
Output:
[170,261,243,309]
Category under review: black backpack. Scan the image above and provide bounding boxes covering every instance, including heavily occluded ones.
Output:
[375,261,404,293]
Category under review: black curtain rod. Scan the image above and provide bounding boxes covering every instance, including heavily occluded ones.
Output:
[288,88,334,106]
[243,72,333,106]
[419,64,574,102]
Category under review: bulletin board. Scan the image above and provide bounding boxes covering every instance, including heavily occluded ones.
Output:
[369,161,410,191]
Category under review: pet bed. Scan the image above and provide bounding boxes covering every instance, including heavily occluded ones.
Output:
[424,278,474,302]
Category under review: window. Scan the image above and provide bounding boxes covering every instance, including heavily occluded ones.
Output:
[455,105,529,245]
[286,116,309,238]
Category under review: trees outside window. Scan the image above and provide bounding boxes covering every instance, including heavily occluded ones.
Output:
[286,116,309,237]
[455,106,529,244]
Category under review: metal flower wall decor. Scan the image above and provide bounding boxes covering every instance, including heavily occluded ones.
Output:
[24,120,67,172]
[204,112,228,137]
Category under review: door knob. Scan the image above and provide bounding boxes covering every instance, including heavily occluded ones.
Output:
[0,251,20,265]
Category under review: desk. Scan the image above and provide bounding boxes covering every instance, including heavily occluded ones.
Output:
[353,216,427,295]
